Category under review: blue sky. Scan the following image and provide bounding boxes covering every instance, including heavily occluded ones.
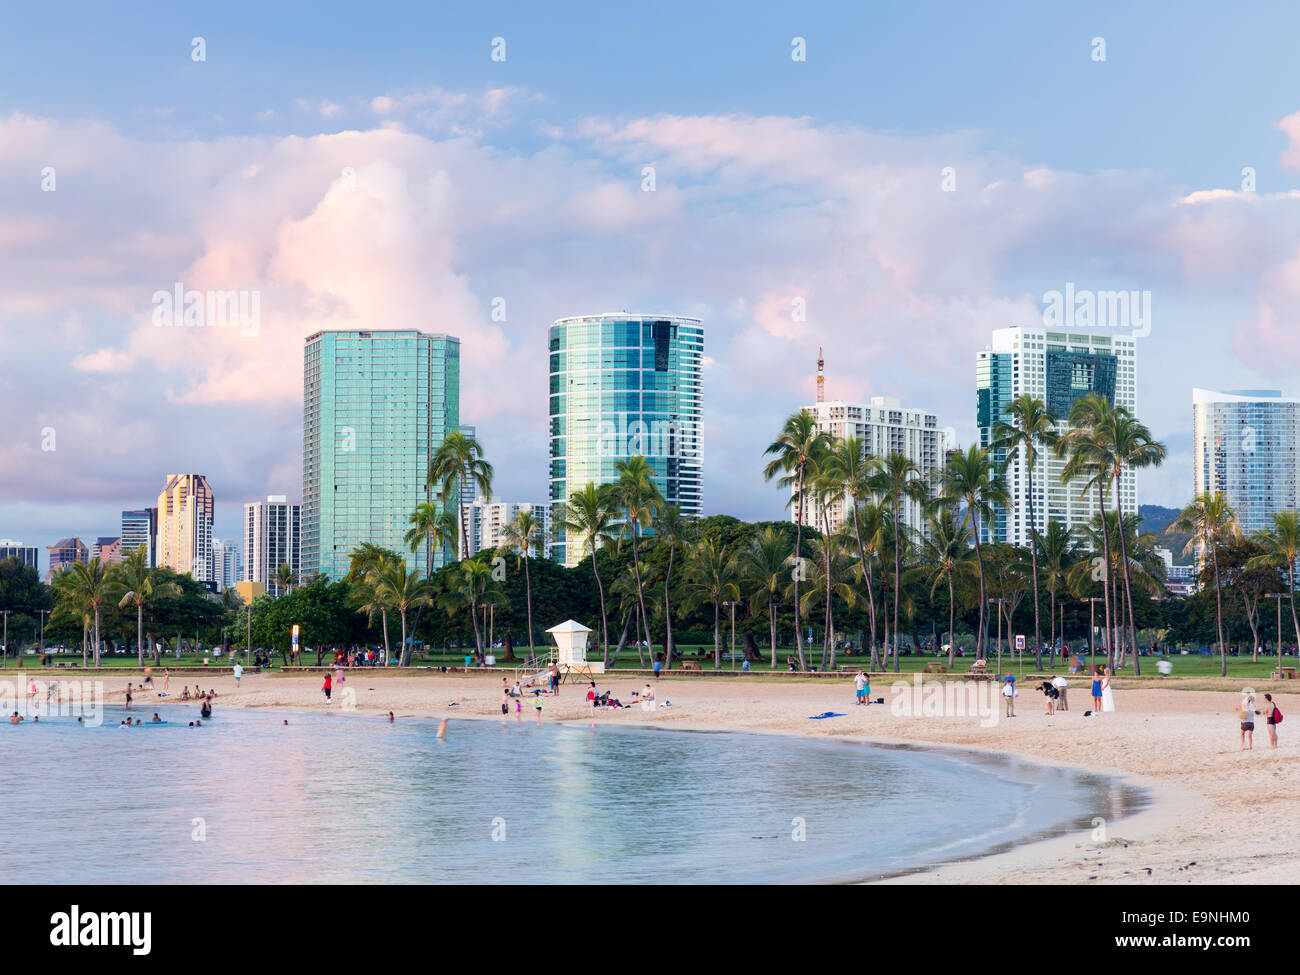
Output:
[5,0,1300,571]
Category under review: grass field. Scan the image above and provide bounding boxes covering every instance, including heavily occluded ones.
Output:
[3,645,1296,681]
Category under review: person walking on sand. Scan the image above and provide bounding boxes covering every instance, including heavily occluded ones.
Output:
[853,669,867,706]
[1261,693,1281,748]
[162,669,170,696]
[502,688,511,721]
[1091,666,1104,711]
[549,662,560,696]
[1239,692,1260,750]
[233,662,243,687]
[322,672,333,705]
[1001,677,1016,718]
[533,690,544,725]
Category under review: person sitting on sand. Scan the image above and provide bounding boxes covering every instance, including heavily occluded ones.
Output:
[179,689,190,701]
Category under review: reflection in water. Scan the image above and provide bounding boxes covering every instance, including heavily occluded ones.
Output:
[4,707,1143,884]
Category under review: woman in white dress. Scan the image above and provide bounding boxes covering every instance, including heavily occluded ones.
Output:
[1100,667,1115,712]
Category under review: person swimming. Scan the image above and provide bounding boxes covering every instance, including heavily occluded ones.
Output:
[199,700,212,719]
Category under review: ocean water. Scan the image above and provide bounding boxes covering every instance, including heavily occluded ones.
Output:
[2,705,1142,884]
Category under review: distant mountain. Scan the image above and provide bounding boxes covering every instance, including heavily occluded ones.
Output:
[1138,504,1194,564]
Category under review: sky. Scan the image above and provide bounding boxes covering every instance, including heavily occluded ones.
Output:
[5,0,1300,572]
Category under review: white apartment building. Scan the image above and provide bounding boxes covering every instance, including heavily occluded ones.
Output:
[976,325,1138,545]
[463,499,552,558]
[243,495,302,596]
[796,397,945,536]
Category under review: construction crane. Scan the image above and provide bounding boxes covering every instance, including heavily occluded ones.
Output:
[816,346,825,403]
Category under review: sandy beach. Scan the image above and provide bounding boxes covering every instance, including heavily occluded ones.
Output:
[110,669,1298,884]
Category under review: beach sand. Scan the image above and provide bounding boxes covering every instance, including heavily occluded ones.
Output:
[112,669,1298,884]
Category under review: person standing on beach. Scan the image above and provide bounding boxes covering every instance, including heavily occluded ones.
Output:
[162,669,170,696]
[322,672,333,705]
[854,670,867,706]
[1261,693,1280,748]
[1091,667,1104,711]
[653,656,662,680]
[1239,692,1260,750]
[1052,674,1068,711]
[143,666,153,689]
[502,689,511,721]
[533,691,544,725]
[1001,678,1015,717]
[233,662,243,687]
[549,662,560,696]
[125,684,133,711]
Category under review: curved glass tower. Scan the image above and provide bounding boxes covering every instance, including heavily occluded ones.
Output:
[549,313,703,565]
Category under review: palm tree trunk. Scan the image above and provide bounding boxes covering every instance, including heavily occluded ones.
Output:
[970,507,988,659]
[592,556,610,668]
[1096,482,1115,672]
[1026,462,1042,669]
[1289,564,1300,668]
[381,610,390,665]
[663,545,675,671]
[94,608,101,667]
[1212,543,1227,678]
[768,598,778,669]
[849,505,879,670]
[713,601,721,669]
[630,524,655,662]
[523,555,535,659]
[137,605,144,666]
[399,611,409,667]
[792,467,806,670]
[469,595,484,661]
[947,573,956,669]
[1113,472,1142,675]
[892,505,902,673]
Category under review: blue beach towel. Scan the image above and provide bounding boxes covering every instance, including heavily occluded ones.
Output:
[807,711,846,720]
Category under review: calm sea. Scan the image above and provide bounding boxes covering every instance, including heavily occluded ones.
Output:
[2,704,1141,884]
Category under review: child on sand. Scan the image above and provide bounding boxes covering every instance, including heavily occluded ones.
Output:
[322,672,333,704]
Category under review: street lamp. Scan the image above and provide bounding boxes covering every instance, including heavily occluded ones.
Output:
[722,601,739,672]
[988,598,1011,673]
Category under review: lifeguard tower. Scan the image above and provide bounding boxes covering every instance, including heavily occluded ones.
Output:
[546,619,603,679]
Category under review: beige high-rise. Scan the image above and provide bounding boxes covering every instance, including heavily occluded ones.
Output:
[156,474,215,582]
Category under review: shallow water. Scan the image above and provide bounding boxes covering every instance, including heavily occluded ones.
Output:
[2,705,1142,883]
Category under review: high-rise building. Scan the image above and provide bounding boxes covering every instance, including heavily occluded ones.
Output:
[91,537,122,565]
[244,495,302,596]
[1193,388,1300,540]
[47,537,88,580]
[302,329,460,580]
[212,539,241,593]
[120,508,157,566]
[0,540,40,572]
[976,325,1138,544]
[548,313,703,565]
[156,474,216,582]
[464,499,552,557]
[796,398,944,537]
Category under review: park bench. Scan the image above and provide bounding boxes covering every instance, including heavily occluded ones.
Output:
[1270,667,1296,679]
[679,661,702,672]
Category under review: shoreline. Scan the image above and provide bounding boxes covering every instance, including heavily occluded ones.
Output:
[74,670,1299,884]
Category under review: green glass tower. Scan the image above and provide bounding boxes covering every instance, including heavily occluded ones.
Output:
[549,313,703,565]
[303,329,460,580]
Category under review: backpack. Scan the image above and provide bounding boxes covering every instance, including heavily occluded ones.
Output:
[1274,704,1283,724]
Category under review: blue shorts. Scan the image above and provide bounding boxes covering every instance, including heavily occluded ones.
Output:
[856,689,866,698]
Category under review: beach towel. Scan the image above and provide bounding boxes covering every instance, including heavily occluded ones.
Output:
[807,712,846,720]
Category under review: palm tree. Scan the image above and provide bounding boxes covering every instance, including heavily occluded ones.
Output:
[54,560,112,665]
[683,538,739,669]
[652,501,693,670]
[553,483,618,665]
[820,436,883,667]
[869,451,930,672]
[992,394,1058,669]
[763,410,832,670]
[376,562,433,667]
[611,456,662,664]
[916,506,974,668]
[428,430,493,561]
[355,552,399,664]
[1059,393,1118,667]
[737,526,793,668]
[404,501,445,579]
[1247,510,1300,674]
[500,508,546,659]
[793,532,858,670]
[439,555,497,661]
[1035,519,1078,667]
[113,545,180,666]
[935,444,1008,659]
[1104,409,1166,675]
[274,562,297,595]
[1171,493,1240,677]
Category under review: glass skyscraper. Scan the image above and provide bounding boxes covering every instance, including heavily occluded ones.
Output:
[976,325,1137,545]
[549,313,703,565]
[302,329,460,580]
[1193,388,1300,539]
